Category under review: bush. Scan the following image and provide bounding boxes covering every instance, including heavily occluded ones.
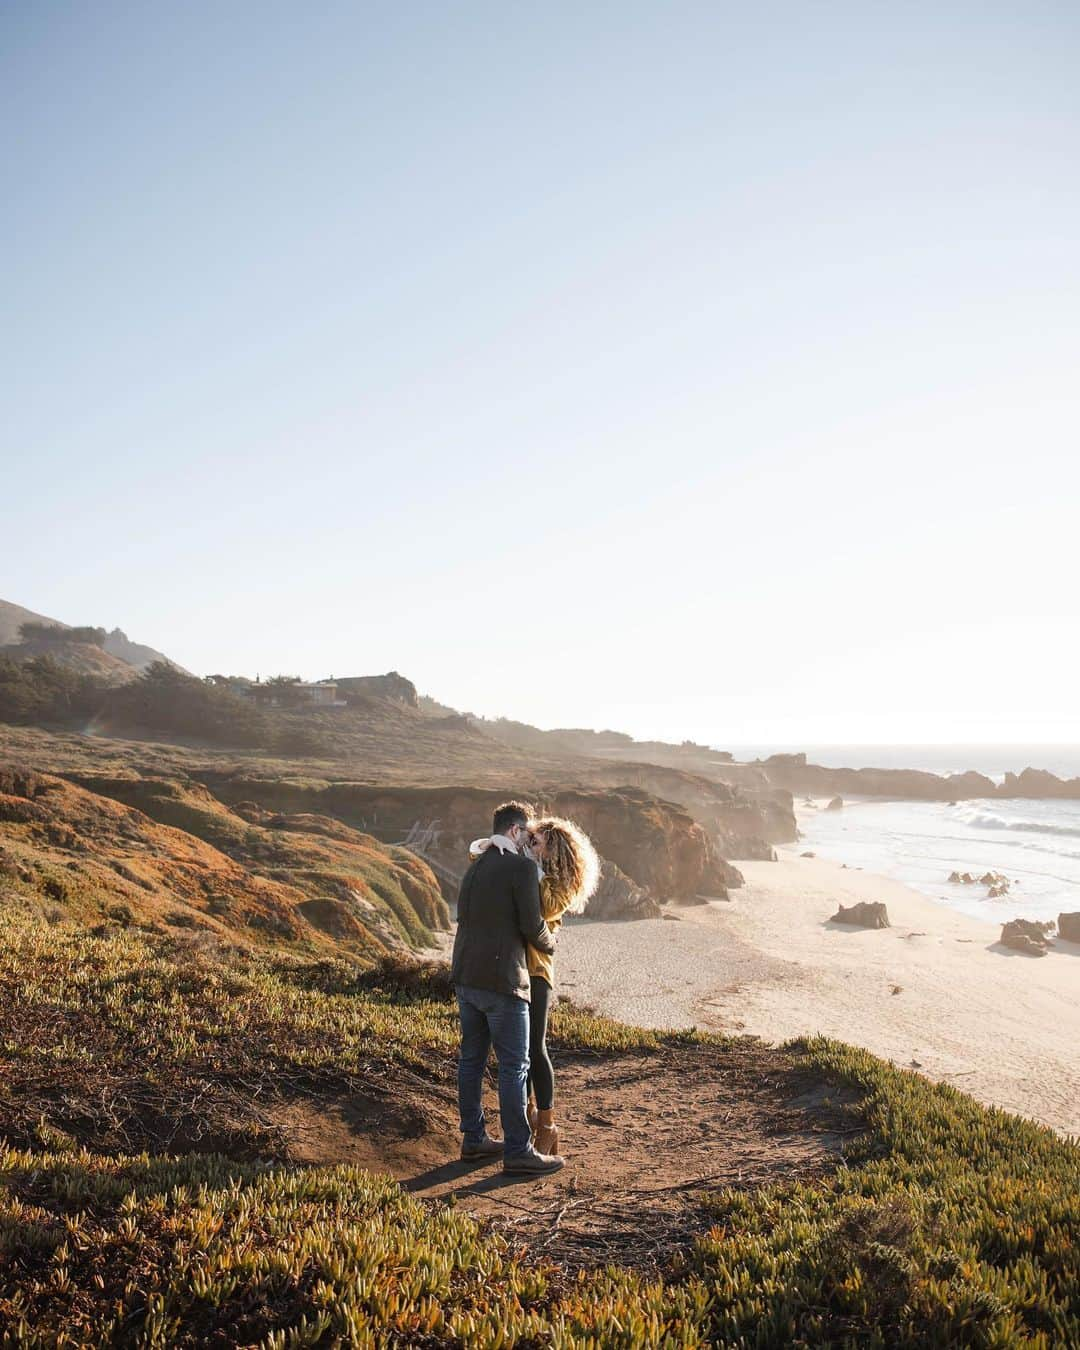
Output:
[17,622,107,647]
[104,662,274,748]
[0,655,101,725]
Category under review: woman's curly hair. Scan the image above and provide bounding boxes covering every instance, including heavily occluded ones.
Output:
[532,815,601,915]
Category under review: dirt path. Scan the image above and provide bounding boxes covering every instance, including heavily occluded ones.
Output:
[275,1041,863,1269]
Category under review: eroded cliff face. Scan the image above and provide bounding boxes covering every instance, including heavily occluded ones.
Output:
[587,859,661,920]
[197,777,734,908]
[584,761,795,857]
[538,786,735,903]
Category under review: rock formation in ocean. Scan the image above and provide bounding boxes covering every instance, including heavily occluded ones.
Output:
[998,768,1080,800]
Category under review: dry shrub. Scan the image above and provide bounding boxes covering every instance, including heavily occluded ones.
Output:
[358,952,455,1002]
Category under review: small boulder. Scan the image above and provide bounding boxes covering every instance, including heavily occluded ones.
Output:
[1057,912,1080,943]
[987,881,1010,898]
[1000,918,1053,956]
[801,850,816,858]
[825,796,844,811]
[830,901,890,929]
[948,871,961,883]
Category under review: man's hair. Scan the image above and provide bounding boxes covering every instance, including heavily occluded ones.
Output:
[492,800,531,836]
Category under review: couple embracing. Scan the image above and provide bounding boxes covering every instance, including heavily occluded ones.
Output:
[450,800,599,1175]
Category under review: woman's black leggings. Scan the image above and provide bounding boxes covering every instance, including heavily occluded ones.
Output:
[528,976,555,1111]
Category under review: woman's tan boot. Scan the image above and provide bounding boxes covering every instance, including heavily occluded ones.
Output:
[533,1108,560,1157]
[527,1098,539,1140]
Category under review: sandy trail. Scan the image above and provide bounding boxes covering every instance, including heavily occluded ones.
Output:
[556,854,1080,1139]
[278,1040,858,1269]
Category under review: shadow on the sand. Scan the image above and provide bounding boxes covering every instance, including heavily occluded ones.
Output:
[985,940,1079,958]
[822,920,888,934]
[403,1158,541,1196]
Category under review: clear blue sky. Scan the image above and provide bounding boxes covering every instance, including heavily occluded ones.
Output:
[4,2,1078,743]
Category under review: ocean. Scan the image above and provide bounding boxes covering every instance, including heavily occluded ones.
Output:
[725,746,1080,927]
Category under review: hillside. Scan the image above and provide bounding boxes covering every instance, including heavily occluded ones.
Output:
[1,644,1079,1343]
[0,599,64,646]
[0,597,182,676]
[0,637,137,684]
[101,627,186,673]
[0,767,447,957]
[0,903,1076,1344]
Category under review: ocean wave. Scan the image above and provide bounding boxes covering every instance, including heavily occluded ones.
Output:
[954,808,1080,839]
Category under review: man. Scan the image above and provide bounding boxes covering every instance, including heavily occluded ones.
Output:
[451,800,564,1175]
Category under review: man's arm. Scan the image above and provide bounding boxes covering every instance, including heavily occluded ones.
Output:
[512,860,554,954]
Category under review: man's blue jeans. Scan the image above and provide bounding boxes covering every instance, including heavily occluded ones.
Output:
[456,985,532,1159]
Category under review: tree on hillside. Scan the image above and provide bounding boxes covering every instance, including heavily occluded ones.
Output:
[0,656,332,756]
[256,675,307,708]
[106,662,269,746]
[18,622,107,648]
[0,655,101,724]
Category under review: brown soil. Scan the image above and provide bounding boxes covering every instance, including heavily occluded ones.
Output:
[272,1042,864,1270]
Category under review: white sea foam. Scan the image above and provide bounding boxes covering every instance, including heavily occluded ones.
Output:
[797,796,1080,924]
[951,805,1080,838]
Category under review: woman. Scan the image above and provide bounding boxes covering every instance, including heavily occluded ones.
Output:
[524,815,600,1157]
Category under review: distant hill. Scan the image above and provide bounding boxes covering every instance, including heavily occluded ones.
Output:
[101,627,186,673]
[0,598,185,677]
[0,636,136,685]
[0,599,62,647]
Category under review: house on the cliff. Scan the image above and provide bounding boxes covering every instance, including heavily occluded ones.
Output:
[226,677,347,708]
[293,681,344,707]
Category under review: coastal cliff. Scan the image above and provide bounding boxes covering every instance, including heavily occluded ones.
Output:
[583,760,794,857]
[743,754,1080,802]
[196,776,735,908]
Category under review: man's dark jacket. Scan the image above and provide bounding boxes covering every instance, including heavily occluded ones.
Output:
[451,846,554,1001]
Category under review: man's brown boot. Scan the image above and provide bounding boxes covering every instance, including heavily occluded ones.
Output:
[533,1108,560,1157]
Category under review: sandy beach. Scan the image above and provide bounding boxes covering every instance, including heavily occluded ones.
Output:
[556,853,1080,1139]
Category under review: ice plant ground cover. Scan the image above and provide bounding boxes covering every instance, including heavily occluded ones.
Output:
[0,913,1076,1347]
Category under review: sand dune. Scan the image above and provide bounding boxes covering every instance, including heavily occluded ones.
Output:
[556,854,1080,1139]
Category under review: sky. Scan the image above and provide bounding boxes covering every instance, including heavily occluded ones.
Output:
[3,2,1079,744]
